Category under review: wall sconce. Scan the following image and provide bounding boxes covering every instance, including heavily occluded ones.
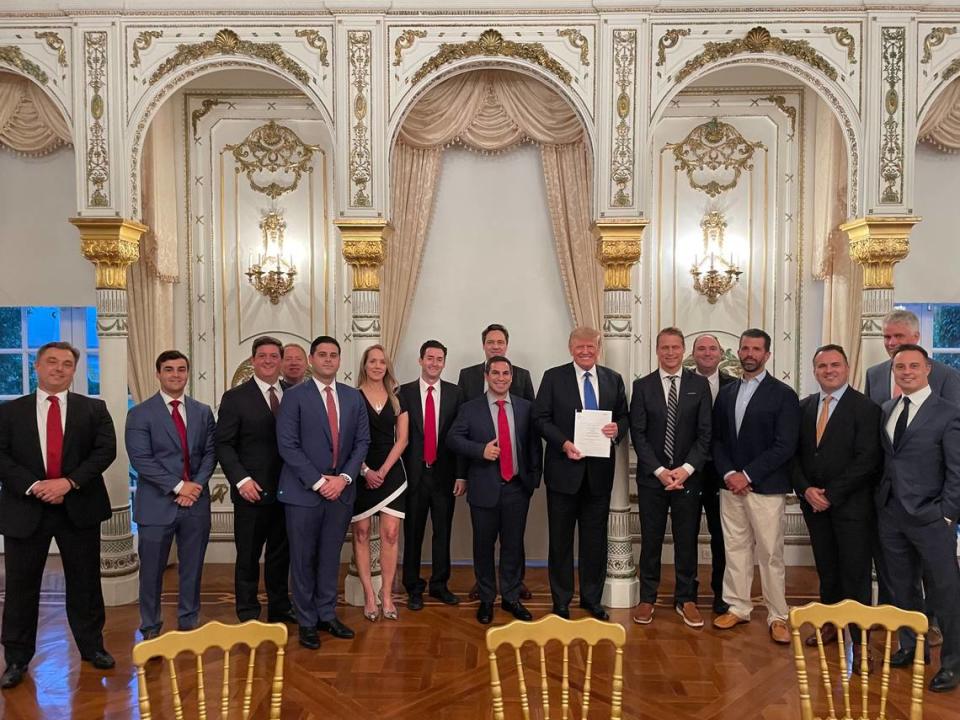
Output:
[690,211,742,304]
[246,209,296,305]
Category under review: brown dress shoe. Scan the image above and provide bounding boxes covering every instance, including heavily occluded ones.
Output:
[676,602,704,628]
[770,619,791,644]
[805,622,838,647]
[633,602,655,624]
[713,612,750,630]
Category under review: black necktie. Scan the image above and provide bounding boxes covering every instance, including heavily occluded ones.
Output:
[893,396,910,449]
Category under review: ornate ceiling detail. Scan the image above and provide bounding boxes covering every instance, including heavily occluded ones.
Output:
[656,28,690,67]
[879,27,905,205]
[394,29,427,67]
[34,31,67,68]
[822,25,856,64]
[130,30,162,68]
[557,28,589,66]
[667,117,765,198]
[411,29,571,86]
[148,28,311,86]
[225,120,319,200]
[0,45,49,85]
[675,26,838,84]
[921,26,956,65]
[295,29,330,67]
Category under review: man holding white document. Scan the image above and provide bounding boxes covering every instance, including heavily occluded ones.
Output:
[533,326,628,620]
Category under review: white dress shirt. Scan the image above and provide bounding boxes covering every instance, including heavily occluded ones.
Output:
[654,368,695,479]
[237,376,284,490]
[28,388,68,495]
[311,378,352,490]
[696,369,720,404]
[884,384,932,442]
[573,363,600,408]
[160,390,188,494]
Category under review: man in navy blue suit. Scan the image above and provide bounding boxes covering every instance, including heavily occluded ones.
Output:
[126,350,216,639]
[277,336,370,650]
[448,356,541,625]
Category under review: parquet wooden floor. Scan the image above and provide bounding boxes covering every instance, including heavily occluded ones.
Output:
[0,563,956,719]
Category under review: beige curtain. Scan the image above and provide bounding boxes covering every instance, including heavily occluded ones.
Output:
[385,70,596,353]
[811,99,863,384]
[128,102,179,402]
[0,72,70,156]
[918,79,960,152]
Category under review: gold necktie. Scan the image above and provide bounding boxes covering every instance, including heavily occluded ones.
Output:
[816,395,832,446]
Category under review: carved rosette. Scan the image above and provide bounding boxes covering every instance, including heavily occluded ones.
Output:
[337,219,391,292]
[71,217,147,290]
[594,219,647,291]
[840,216,919,290]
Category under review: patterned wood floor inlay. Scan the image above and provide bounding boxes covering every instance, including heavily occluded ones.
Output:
[0,563,956,719]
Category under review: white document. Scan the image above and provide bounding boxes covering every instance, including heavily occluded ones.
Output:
[573,409,613,458]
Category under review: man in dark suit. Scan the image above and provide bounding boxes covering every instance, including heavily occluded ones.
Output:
[215,336,296,624]
[0,342,117,689]
[400,339,465,610]
[711,329,801,645]
[533,326,629,621]
[877,344,960,693]
[792,344,882,661]
[692,333,737,614]
[126,350,216,639]
[276,336,370,649]
[630,328,712,628]
[448,356,542,625]
[457,322,535,602]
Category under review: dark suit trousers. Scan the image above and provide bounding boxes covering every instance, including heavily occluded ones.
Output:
[701,482,726,604]
[138,503,211,632]
[470,480,530,604]
[637,484,701,605]
[879,497,960,671]
[2,506,105,665]
[403,466,455,595]
[233,502,291,621]
[546,473,610,608]
[801,503,873,641]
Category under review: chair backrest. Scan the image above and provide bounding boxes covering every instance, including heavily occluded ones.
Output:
[131,620,288,720]
[485,615,626,720]
[788,600,929,720]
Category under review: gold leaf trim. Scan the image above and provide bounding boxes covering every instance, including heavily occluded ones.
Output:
[922,26,957,65]
[655,28,690,67]
[190,97,224,136]
[557,28,589,66]
[822,26,856,64]
[944,56,960,83]
[393,29,427,67]
[130,29,162,68]
[225,120,319,200]
[411,28,571,86]
[149,28,311,86]
[295,29,330,67]
[0,45,49,85]
[34,31,67,68]
[675,26,838,84]
[762,94,797,134]
[666,117,765,198]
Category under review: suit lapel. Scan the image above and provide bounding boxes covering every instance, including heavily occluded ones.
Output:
[25,394,44,469]
[61,393,84,464]
[898,394,938,448]
[818,391,851,446]
[877,361,893,404]
[184,397,204,451]
[244,378,272,418]
[568,364,584,411]
[803,394,819,441]
[152,393,183,450]
[407,383,424,434]
[309,381,333,445]
[439,381,456,431]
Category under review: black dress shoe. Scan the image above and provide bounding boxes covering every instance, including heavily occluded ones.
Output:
[140,627,161,641]
[0,663,27,690]
[267,609,298,624]
[519,583,532,601]
[579,602,609,621]
[407,592,424,611]
[429,588,460,605]
[502,601,533,622]
[930,667,960,693]
[81,650,115,670]
[552,605,570,620]
[477,602,494,625]
[890,647,930,668]
[298,626,320,650]
[468,583,481,601]
[317,618,355,639]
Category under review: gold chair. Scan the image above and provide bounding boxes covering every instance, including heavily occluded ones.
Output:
[788,600,929,720]
[485,615,626,720]
[131,620,288,720]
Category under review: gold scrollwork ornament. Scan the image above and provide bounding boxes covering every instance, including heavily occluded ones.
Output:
[394,29,427,67]
[557,28,590,66]
[656,28,690,67]
[667,117,765,198]
[295,29,330,67]
[226,120,319,200]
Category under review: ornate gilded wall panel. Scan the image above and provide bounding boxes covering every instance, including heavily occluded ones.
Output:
[83,30,110,209]
[917,21,960,122]
[610,29,637,210]
[347,29,373,209]
[878,26,905,205]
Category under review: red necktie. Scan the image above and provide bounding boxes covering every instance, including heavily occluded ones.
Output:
[170,399,190,482]
[496,399,514,481]
[45,396,63,479]
[325,386,340,469]
[424,385,437,465]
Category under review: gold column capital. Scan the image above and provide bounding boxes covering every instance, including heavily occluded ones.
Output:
[336,218,392,291]
[593,218,648,290]
[69,217,148,290]
[840,215,920,290]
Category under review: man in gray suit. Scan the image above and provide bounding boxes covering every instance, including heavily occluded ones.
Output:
[877,344,960,693]
[126,351,216,639]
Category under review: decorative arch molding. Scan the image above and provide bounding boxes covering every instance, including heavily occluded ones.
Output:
[917,53,960,132]
[650,56,863,219]
[125,57,334,220]
[0,44,73,136]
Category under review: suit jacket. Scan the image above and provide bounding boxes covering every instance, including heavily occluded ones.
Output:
[126,393,217,526]
[447,394,542,508]
[533,363,629,496]
[399,379,465,490]
[629,369,712,490]
[877,393,960,524]
[792,387,882,518]
[276,380,370,508]
[700,371,738,493]
[215,378,286,505]
[713,372,801,495]
[0,392,116,538]
[457,363,535,402]
[864,358,960,405]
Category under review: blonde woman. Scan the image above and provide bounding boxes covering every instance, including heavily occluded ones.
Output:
[352,344,408,620]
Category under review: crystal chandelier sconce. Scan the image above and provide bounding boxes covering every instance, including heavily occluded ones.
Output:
[246,209,296,305]
[690,211,742,304]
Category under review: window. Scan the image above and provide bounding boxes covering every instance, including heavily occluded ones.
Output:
[0,306,100,401]
[895,303,960,368]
